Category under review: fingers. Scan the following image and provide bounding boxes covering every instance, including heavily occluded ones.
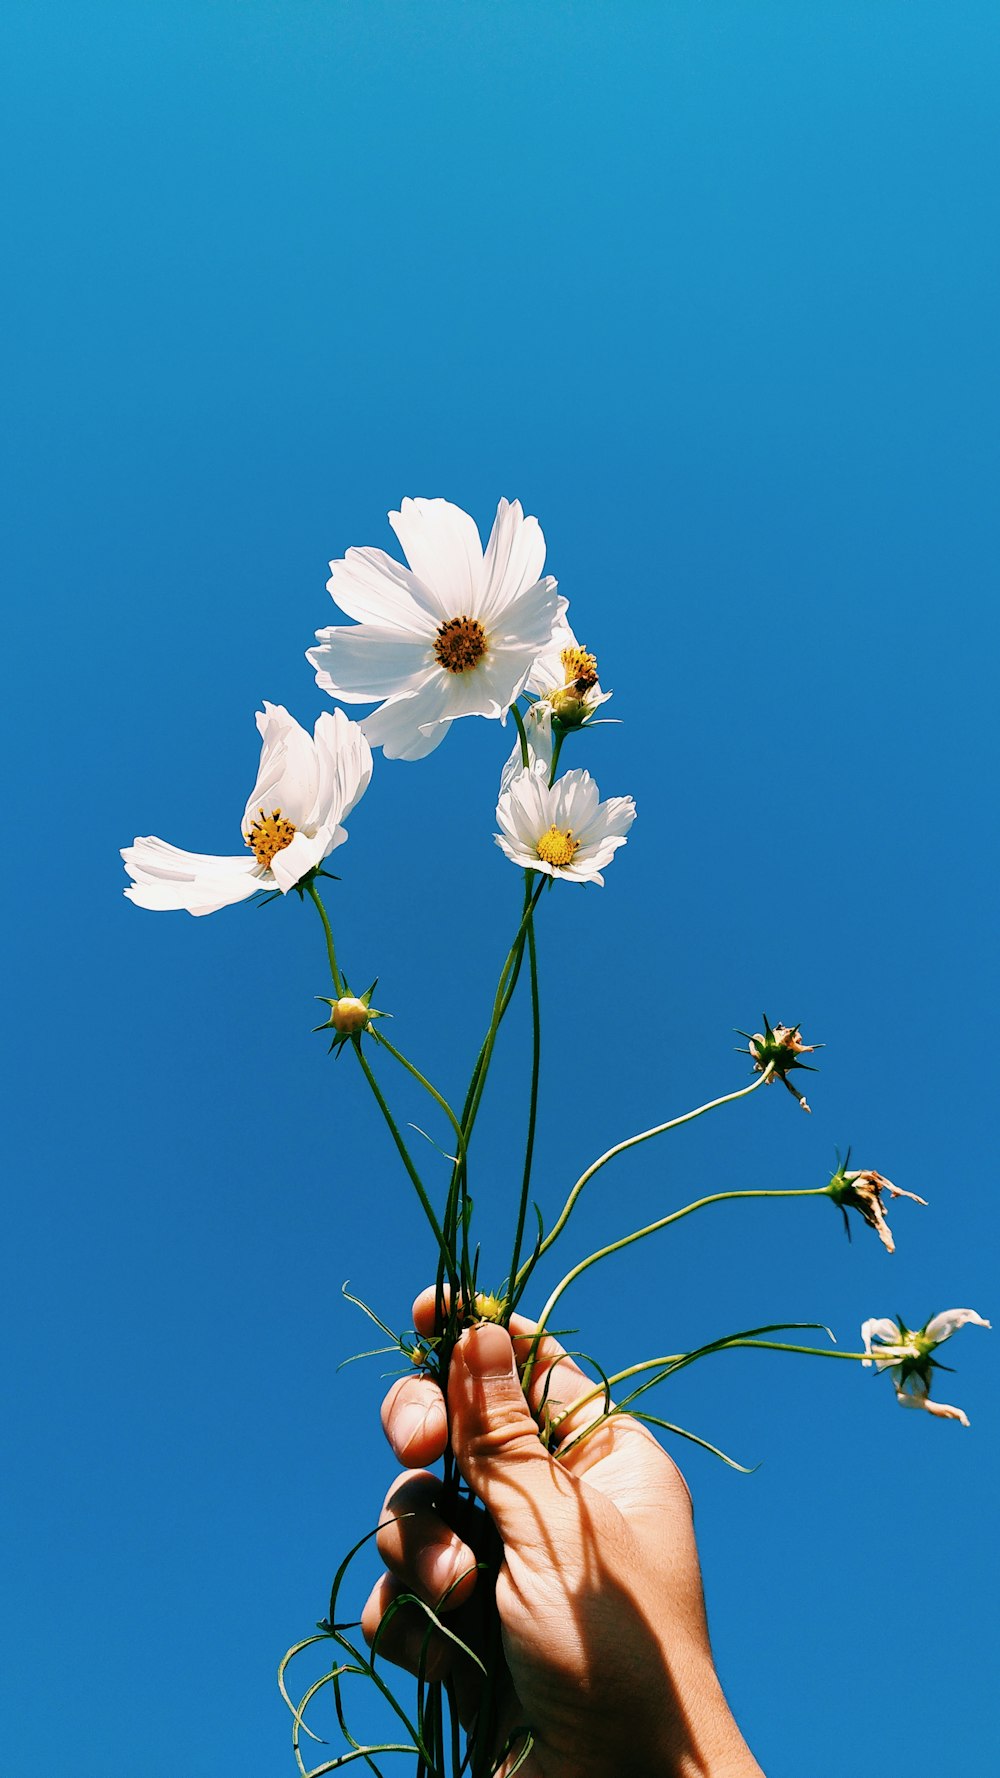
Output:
[381,1372,449,1467]
[410,1286,609,1449]
[360,1573,454,1684]
[376,1470,479,1613]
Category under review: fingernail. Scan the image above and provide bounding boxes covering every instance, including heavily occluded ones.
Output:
[463,1322,515,1379]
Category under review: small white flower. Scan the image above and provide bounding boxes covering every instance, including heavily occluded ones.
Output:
[499,617,613,794]
[121,704,372,916]
[307,497,563,761]
[861,1308,990,1427]
[496,762,635,885]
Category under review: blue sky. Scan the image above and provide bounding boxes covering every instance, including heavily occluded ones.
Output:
[4,3,998,1772]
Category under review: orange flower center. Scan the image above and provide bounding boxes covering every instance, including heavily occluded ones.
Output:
[434,615,488,673]
[245,808,297,869]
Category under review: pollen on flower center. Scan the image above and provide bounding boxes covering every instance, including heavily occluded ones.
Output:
[536,825,579,868]
[561,644,599,690]
[433,615,488,673]
[245,808,297,869]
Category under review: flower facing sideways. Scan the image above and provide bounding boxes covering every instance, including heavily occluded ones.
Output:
[499,615,613,793]
[862,1309,991,1426]
[308,497,564,761]
[496,761,635,885]
[121,704,372,916]
[826,1157,927,1254]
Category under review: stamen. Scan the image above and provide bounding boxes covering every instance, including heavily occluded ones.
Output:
[245,807,297,869]
[434,615,488,673]
[560,644,598,690]
[536,825,579,868]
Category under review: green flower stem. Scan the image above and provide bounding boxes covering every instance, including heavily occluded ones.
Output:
[461,876,546,1148]
[523,1182,830,1391]
[506,881,541,1300]
[512,1064,776,1306]
[351,1044,452,1269]
[307,882,451,1271]
[550,1339,875,1440]
[548,729,564,784]
[511,701,531,771]
[375,1032,465,1296]
[306,877,345,996]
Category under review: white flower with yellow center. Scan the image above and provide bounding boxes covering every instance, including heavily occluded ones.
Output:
[499,616,613,793]
[861,1308,990,1427]
[496,762,635,885]
[307,497,564,761]
[121,704,372,916]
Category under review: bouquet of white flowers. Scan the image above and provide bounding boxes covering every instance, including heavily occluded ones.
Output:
[122,496,988,1777]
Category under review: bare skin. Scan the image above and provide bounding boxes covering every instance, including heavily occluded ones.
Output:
[362,1290,763,1778]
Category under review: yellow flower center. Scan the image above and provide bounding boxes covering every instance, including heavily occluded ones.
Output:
[561,644,598,690]
[245,808,297,869]
[536,825,579,868]
[433,615,488,673]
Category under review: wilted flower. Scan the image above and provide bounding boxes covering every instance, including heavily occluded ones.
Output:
[122,705,372,916]
[496,760,635,885]
[862,1309,991,1426]
[736,1015,821,1112]
[308,497,563,761]
[826,1155,927,1253]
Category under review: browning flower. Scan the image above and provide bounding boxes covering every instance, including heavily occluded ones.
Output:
[736,1015,822,1112]
[826,1155,927,1253]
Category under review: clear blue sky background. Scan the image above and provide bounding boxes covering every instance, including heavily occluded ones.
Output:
[4,3,998,1772]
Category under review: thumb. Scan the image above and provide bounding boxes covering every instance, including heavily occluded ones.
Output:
[448,1322,574,1547]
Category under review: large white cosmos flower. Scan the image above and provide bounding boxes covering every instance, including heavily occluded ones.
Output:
[496,761,635,886]
[307,497,563,761]
[121,704,372,916]
[861,1308,991,1427]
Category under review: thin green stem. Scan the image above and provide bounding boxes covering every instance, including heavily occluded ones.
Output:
[307,878,344,996]
[511,702,531,772]
[375,1033,464,1295]
[513,1064,776,1303]
[524,1183,831,1389]
[506,887,541,1298]
[461,877,545,1148]
[548,729,564,785]
[352,1044,451,1267]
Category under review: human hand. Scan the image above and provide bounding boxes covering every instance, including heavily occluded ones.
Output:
[363,1291,763,1778]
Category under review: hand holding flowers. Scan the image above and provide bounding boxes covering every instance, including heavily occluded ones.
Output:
[121,495,988,1777]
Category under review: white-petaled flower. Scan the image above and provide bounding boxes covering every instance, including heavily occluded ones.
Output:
[499,617,613,794]
[861,1309,990,1427]
[121,704,372,916]
[307,497,563,761]
[496,761,635,885]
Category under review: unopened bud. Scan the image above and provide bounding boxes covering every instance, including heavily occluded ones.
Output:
[330,996,370,1034]
[472,1290,507,1324]
[550,685,589,727]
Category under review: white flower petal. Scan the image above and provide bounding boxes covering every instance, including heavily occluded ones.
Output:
[488,576,563,657]
[244,704,318,832]
[312,708,373,828]
[308,627,431,703]
[269,826,343,894]
[499,706,553,795]
[389,498,484,615]
[860,1316,902,1366]
[362,679,454,760]
[922,1308,991,1347]
[121,838,262,917]
[328,545,444,633]
[478,499,547,626]
[494,762,634,887]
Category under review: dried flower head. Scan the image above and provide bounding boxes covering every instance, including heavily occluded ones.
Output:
[735,1014,822,1112]
[826,1154,928,1253]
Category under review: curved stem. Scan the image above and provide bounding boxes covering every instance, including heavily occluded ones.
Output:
[548,729,564,785]
[375,1033,468,1175]
[511,702,531,771]
[514,1064,776,1302]
[524,1183,831,1389]
[462,876,546,1148]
